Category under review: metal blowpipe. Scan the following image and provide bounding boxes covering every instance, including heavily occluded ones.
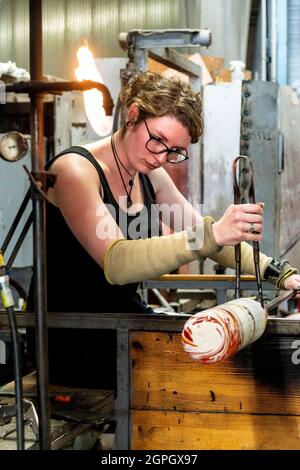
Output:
[265,289,300,314]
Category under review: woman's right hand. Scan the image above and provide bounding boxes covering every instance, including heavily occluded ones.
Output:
[212,203,264,246]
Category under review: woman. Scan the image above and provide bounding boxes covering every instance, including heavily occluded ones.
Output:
[28,71,299,387]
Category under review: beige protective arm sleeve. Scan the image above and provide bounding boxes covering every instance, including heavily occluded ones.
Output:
[209,242,272,278]
[104,216,221,285]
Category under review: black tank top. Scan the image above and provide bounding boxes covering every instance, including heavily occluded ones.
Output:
[43,145,161,314]
[27,146,161,388]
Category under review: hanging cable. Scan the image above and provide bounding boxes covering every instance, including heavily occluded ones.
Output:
[0,250,25,450]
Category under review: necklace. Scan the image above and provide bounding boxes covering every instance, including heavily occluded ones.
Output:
[111,135,136,208]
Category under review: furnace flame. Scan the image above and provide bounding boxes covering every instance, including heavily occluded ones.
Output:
[75,46,112,137]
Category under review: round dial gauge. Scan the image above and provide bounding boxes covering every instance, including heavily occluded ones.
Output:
[0,132,28,162]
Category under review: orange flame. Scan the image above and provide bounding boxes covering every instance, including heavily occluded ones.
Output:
[75,46,112,137]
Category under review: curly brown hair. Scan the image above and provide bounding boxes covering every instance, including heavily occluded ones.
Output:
[120,71,203,143]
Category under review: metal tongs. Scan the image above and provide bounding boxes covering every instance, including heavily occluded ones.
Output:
[233,155,264,306]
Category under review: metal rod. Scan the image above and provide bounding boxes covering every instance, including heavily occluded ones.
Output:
[233,156,264,306]
[1,189,31,255]
[253,240,264,307]
[0,254,25,449]
[152,288,175,312]
[29,0,50,450]
[6,212,33,272]
[234,245,242,299]
[233,157,243,299]
[6,306,25,449]
[6,81,113,115]
[148,48,201,77]
[265,289,299,313]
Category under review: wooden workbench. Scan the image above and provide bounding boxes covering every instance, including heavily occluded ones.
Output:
[1,275,300,449]
[1,311,300,449]
[130,328,300,449]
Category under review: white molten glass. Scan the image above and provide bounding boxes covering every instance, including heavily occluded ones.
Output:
[182,298,267,363]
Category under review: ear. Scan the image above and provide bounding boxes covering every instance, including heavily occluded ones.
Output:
[127,104,140,123]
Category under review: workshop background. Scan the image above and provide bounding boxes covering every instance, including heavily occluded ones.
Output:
[1,0,300,271]
[1,0,300,452]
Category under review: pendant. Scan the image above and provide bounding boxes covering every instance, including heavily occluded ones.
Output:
[127,197,132,208]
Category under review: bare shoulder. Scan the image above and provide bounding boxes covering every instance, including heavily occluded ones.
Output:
[50,153,99,180]
[48,153,101,205]
[46,149,123,266]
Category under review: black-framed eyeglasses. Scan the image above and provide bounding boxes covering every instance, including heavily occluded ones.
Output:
[144,120,189,164]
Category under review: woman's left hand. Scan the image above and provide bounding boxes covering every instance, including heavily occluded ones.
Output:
[283,274,300,298]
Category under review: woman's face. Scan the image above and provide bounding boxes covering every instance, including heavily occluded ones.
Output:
[126,115,191,173]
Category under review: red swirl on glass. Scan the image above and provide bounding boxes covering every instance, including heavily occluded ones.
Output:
[182,298,267,363]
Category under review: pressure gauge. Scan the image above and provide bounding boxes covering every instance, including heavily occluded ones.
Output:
[0,132,28,162]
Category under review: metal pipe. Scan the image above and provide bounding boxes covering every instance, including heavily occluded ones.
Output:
[265,289,299,313]
[6,306,25,449]
[261,0,267,80]
[0,254,25,449]
[6,80,113,115]
[119,29,212,51]
[29,0,50,450]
